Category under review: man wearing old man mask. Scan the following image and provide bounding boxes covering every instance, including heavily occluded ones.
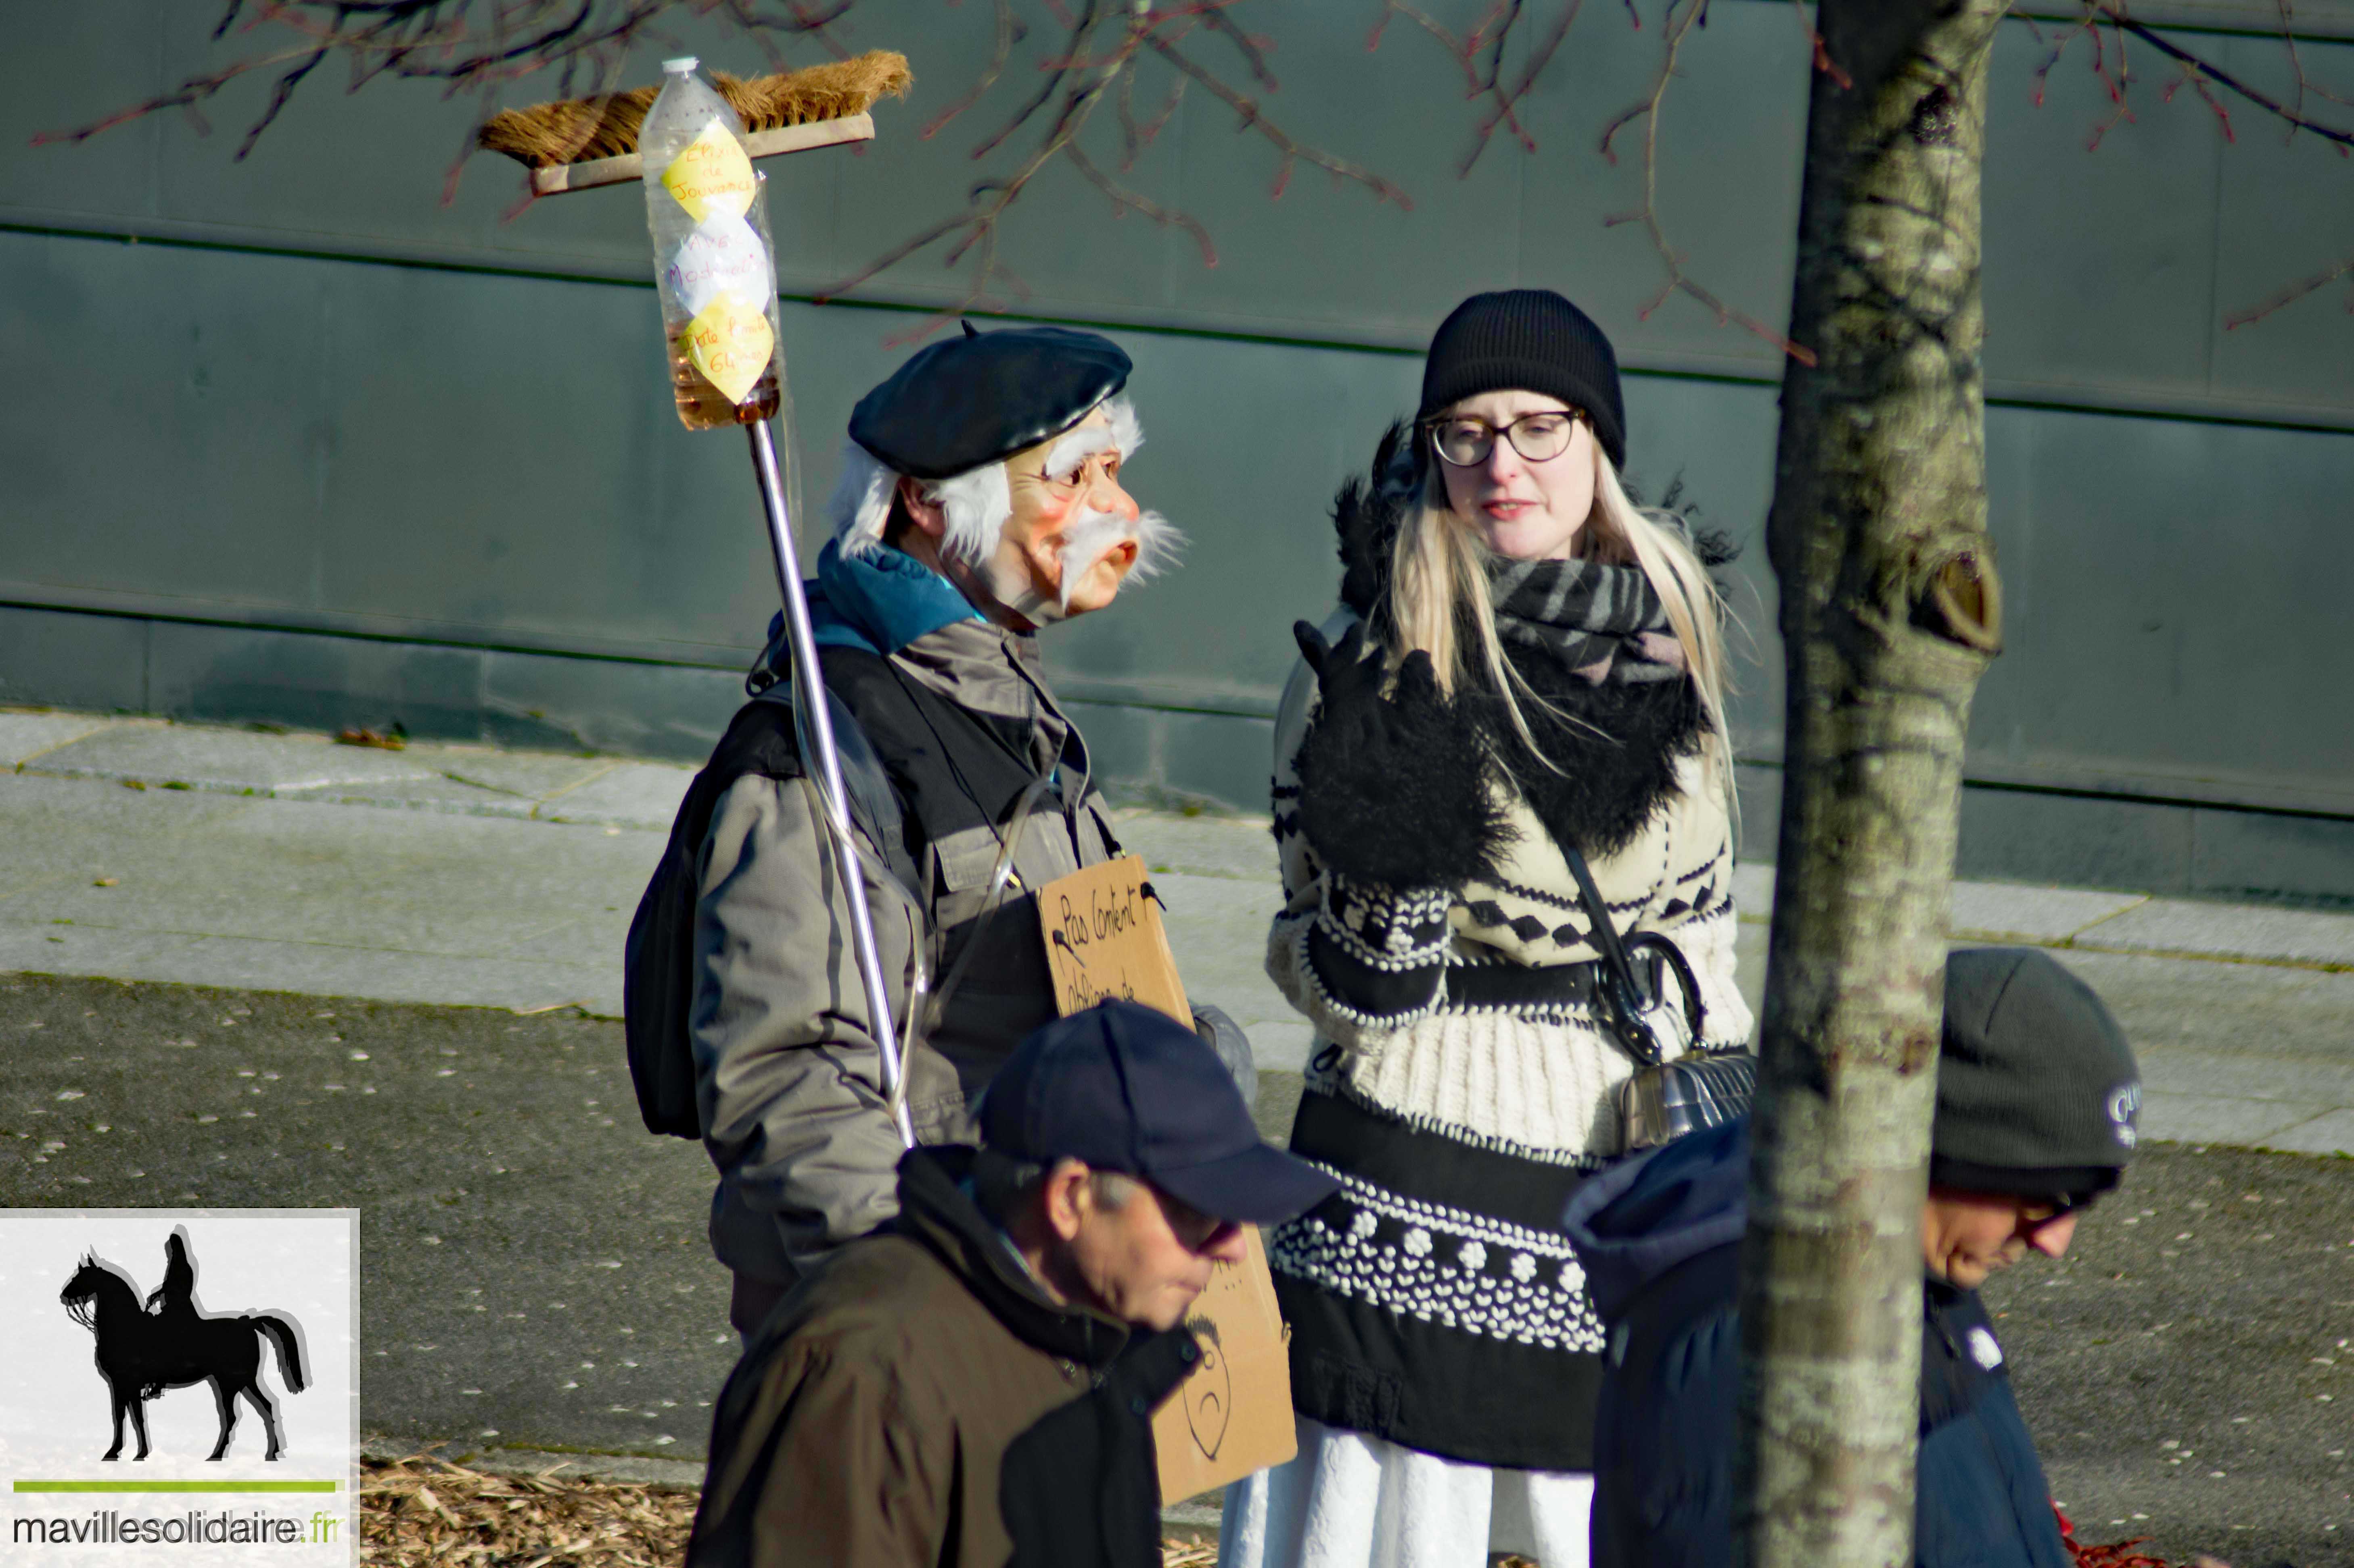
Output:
[640,322,1256,1341]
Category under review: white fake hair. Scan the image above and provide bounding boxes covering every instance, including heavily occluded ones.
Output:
[1039,395,1142,480]
[926,463,1015,566]
[828,438,1012,566]
[827,440,901,560]
[828,395,1149,568]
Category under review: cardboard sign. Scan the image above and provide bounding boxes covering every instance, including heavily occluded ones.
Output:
[1034,856,1300,1503]
[1152,1224,1297,1505]
[1037,855,1192,1021]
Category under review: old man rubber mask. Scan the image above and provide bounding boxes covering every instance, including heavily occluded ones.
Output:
[828,324,1179,629]
[983,399,1162,624]
[832,396,1176,628]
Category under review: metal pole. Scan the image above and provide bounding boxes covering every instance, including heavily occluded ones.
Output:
[746,419,918,1150]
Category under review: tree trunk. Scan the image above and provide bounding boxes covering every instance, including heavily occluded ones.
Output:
[1737,2,2009,1564]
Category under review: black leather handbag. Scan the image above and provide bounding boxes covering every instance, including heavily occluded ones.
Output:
[1559,842,1757,1153]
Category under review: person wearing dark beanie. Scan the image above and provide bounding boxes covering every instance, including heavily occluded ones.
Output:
[1562,948,2145,1568]
[1231,290,1749,1568]
[1417,288,1629,471]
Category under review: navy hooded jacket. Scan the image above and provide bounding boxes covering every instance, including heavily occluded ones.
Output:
[1560,1118,2073,1568]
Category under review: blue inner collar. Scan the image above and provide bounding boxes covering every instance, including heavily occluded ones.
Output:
[807,538,987,656]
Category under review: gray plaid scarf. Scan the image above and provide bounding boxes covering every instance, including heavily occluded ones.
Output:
[1486,554,1686,685]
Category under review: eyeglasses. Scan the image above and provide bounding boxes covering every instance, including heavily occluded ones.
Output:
[1153,1186,1240,1255]
[1423,409,1584,467]
[2023,1192,2095,1231]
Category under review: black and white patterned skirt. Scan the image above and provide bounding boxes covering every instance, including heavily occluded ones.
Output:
[1268,1086,1613,1472]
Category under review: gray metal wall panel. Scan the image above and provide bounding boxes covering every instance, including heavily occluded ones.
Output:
[1979,23,2227,404]
[1969,403,2354,814]
[0,607,147,713]
[0,231,332,607]
[2205,31,2354,413]
[10,8,2346,423]
[1511,2,1807,376]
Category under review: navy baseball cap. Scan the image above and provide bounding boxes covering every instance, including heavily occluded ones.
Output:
[981,1001,1339,1227]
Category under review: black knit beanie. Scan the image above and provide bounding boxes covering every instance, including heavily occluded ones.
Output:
[1417,289,1628,470]
[1929,948,2142,1201]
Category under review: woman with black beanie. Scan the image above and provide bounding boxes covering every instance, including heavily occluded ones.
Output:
[1221,290,1754,1568]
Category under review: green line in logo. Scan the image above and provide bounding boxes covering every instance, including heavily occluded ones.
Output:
[13,1481,340,1493]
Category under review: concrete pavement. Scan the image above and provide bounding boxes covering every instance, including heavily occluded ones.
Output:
[7,706,2354,1156]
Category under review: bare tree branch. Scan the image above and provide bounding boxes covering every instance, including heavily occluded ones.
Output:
[1148,29,1413,205]
[2095,2,2354,149]
[920,0,1023,140]
[1602,0,1819,364]
[820,0,1397,328]
[2224,247,2354,328]
[2028,2,2354,150]
[2020,4,2354,326]
[1066,139,1218,264]
[30,2,806,167]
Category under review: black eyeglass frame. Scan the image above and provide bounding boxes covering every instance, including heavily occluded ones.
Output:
[2023,1191,2098,1232]
[1420,407,1589,467]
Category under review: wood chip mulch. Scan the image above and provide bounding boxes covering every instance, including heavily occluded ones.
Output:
[359,1454,1227,1566]
[360,1455,693,1567]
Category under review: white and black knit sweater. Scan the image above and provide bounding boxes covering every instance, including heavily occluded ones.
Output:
[1261,443,1752,1472]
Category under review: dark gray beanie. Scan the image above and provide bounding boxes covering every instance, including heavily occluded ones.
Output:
[1417,289,1628,470]
[1930,948,2141,1195]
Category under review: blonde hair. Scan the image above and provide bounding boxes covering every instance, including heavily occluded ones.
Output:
[1386,430,1735,795]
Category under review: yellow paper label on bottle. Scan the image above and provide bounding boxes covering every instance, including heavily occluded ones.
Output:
[680,296,774,405]
[662,121,755,221]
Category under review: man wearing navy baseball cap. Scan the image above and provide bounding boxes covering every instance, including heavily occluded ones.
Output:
[689,1001,1338,1568]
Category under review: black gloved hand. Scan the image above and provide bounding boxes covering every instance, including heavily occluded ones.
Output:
[1293,621,1451,764]
[1290,620,1505,890]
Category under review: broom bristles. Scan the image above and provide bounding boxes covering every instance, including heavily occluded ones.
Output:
[477,50,911,169]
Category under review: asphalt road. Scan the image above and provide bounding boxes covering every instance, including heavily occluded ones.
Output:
[4,972,2350,1565]
[1984,1141,2354,1566]
[0,972,734,1462]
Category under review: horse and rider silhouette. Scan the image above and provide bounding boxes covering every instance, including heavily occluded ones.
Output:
[59,1228,307,1462]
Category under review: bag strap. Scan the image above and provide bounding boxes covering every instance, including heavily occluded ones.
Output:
[1558,841,1665,1069]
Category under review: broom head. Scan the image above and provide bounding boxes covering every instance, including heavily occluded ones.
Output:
[479,51,911,169]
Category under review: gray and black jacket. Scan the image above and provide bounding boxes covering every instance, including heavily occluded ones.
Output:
[692,542,1126,1288]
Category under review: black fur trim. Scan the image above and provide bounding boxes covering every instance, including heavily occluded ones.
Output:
[1334,422,1424,623]
[1622,474,1739,569]
[1472,667,1706,859]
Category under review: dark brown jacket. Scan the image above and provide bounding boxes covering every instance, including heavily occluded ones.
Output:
[688,1145,1198,1568]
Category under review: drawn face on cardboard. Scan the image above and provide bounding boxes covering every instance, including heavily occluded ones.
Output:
[980,406,1144,626]
[1179,1316,1232,1460]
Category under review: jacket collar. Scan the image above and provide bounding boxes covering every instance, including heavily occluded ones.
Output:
[806,539,988,658]
[893,1145,1131,1370]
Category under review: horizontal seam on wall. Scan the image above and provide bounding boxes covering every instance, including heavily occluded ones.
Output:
[6,219,2354,437]
[0,591,752,672]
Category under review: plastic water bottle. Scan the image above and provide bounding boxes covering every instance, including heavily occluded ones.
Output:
[640,58,784,430]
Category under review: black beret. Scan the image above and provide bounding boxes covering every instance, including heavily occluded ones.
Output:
[847,323,1132,481]
[1931,948,2142,1184]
